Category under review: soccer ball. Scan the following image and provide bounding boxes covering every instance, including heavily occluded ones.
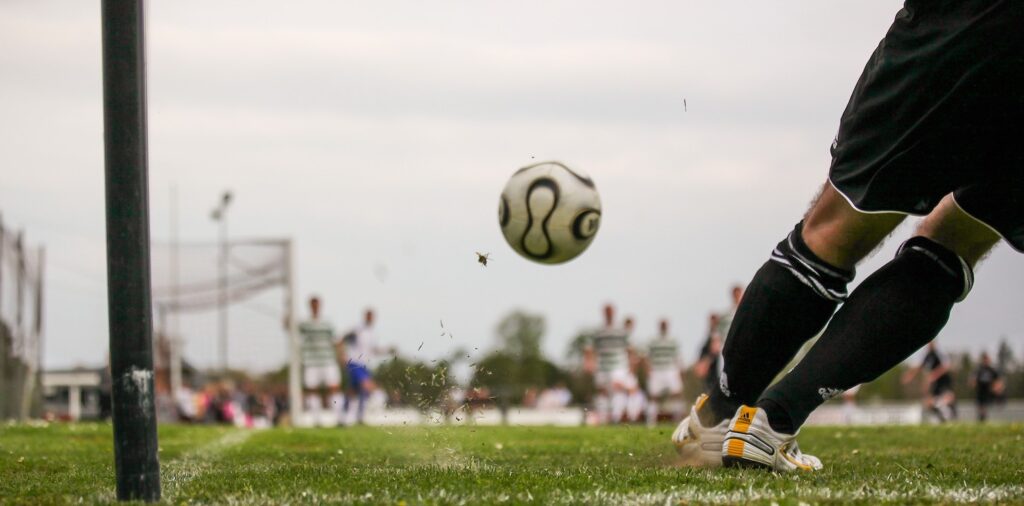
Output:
[498,161,601,264]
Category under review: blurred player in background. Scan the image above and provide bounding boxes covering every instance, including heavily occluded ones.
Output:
[341,308,381,425]
[622,315,646,423]
[970,352,1004,422]
[298,295,344,426]
[902,340,957,423]
[715,285,744,343]
[645,318,684,426]
[583,304,635,424]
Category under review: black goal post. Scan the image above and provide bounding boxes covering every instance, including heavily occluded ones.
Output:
[101,0,161,501]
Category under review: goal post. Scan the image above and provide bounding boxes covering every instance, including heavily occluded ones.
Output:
[101,0,161,501]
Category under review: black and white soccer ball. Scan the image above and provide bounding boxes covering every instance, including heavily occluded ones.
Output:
[498,161,601,264]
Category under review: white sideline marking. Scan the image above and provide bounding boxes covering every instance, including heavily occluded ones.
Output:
[162,430,254,496]
[210,484,1023,505]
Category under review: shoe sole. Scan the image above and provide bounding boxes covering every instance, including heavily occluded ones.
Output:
[721,455,772,470]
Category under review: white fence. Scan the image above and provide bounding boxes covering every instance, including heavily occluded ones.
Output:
[299,401,1024,427]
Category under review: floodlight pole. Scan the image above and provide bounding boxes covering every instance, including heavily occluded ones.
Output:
[285,240,301,425]
[101,0,161,501]
[211,191,232,372]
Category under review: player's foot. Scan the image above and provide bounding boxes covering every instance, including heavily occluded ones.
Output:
[671,394,729,467]
[721,405,822,472]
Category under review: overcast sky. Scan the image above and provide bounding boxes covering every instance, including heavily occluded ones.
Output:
[1,0,1020,373]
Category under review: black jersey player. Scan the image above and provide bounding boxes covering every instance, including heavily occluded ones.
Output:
[902,340,958,423]
[970,352,1004,422]
[674,0,1023,471]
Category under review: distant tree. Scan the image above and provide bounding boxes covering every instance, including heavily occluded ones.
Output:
[997,337,1017,373]
[858,364,913,401]
[954,352,974,399]
[468,311,573,407]
[565,331,592,363]
[471,351,566,406]
[375,356,452,412]
[496,311,545,359]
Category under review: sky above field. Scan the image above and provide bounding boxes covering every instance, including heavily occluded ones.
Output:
[1,0,1020,373]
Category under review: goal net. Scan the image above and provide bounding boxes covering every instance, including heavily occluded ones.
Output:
[0,216,45,420]
[149,238,303,423]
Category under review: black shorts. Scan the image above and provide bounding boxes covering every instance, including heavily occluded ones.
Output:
[976,391,994,406]
[929,375,953,397]
[829,0,1024,252]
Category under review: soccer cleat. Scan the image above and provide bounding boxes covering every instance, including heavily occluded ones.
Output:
[721,405,822,471]
[671,394,730,467]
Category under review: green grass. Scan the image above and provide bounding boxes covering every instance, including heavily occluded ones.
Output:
[2,422,1023,505]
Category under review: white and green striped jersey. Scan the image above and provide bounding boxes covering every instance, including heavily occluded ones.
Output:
[299,320,337,367]
[592,327,630,373]
[647,336,679,371]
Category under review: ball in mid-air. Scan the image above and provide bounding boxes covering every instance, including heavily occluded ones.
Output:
[498,161,601,264]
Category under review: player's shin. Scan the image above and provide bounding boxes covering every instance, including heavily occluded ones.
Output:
[758,237,973,433]
[330,392,345,425]
[705,222,852,424]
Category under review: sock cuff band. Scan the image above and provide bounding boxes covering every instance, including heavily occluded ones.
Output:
[770,221,855,302]
[897,236,974,302]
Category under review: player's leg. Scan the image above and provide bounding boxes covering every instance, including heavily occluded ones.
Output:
[666,371,686,421]
[943,390,958,421]
[644,373,661,427]
[926,391,946,423]
[593,387,610,425]
[592,372,611,425]
[610,383,628,424]
[627,387,646,423]
[756,194,1000,434]
[645,393,661,427]
[303,366,324,417]
[704,183,903,424]
[326,365,344,426]
[355,368,375,424]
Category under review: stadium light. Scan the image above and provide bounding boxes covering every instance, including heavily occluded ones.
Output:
[101,0,161,501]
[211,190,232,372]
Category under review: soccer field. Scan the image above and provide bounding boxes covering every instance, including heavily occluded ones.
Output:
[2,423,1022,505]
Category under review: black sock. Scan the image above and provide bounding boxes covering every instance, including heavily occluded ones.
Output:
[758,398,795,434]
[704,222,853,425]
[759,237,972,431]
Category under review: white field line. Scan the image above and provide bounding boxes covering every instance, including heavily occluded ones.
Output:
[198,483,1024,505]
[161,429,254,497]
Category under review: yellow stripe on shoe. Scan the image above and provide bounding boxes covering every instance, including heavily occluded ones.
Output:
[780,442,813,471]
[726,437,745,457]
[733,406,757,433]
[694,393,709,412]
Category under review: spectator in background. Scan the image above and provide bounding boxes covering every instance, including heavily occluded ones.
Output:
[695,313,723,393]
[970,352,1004,422]
[715,284,745,343]
[536,382,572,410]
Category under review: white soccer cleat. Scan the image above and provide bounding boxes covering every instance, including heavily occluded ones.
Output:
[671,394,729,467]
[721,405,822,472]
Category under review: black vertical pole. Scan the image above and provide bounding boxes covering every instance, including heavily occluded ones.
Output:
[101,0,161,502]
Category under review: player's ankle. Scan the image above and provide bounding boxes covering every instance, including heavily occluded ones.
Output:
[756,398,796,435]
[701,391,735,426]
